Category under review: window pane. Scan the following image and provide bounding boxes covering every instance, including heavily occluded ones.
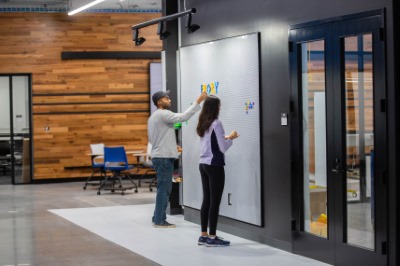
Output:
[344,34,375,250]
[301,40,327,238]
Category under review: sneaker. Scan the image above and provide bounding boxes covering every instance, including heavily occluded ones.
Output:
[153,221,176,228]
[205,236,230,247]
[198,236,208,245]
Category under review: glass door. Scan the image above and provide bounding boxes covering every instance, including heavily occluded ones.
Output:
[0,76,12,184]
[11,76,32,184]
[290,24,336,264]
[343,34,375,249]
[0,75,32,184]
[332,15,387,265]
[290,11,387,265]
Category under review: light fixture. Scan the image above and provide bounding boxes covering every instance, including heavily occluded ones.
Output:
[68,0,105,16]
[133,29,146,46]
[186,14,200,33]
[131,8,199,45]
[157,22,170,40]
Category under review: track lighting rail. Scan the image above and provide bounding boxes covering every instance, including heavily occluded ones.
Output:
[131,8,199,46]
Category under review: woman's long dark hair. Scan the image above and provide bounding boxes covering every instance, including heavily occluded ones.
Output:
[197,95,221,137]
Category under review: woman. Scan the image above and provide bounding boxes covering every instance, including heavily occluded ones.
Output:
[196,95,239,247]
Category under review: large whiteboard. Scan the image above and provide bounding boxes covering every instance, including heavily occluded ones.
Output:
[180,33,261,225]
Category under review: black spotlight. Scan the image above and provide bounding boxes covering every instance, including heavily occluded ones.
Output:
[157,22,170,40]
[186,14,200,33]
[188,24,200,33]
[133,29,146,46]
[135,37,146,46]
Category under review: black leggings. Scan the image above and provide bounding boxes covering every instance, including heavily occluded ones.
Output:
[199,163,225,235]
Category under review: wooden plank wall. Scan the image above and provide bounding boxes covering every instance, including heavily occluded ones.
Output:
[0,12,162,179]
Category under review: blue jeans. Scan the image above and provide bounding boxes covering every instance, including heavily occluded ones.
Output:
[152,158,175,225]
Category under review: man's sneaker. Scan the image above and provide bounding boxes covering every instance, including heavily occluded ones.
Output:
[205,236,230,247]
[198,236,208,245]
[153,221,176,228]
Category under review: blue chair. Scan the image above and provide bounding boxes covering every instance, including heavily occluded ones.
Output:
[83,143,106,190]
[97,146,138,195]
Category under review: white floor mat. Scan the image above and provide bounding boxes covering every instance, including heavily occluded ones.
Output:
[49,204,329,266]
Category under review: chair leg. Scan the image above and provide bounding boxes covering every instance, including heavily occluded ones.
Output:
[117,174,123,188]
[98,170,140,195]
[124,174,138,193]
[138,169,155,188]
[100,169,107,185]
[149,176,157,192]
[83,170,96,190]
[84,168,106,190]
[97,173,112,195]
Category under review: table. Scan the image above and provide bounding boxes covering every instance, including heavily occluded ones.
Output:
[131,152,147,172]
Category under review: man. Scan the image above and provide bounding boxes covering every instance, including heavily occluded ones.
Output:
[148,90,207,228]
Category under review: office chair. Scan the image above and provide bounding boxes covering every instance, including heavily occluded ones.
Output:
[83,143,106,190]
[0,141,12,175]
[97,146,138,195]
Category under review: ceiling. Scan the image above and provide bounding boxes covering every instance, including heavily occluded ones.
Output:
[0,0,162,12]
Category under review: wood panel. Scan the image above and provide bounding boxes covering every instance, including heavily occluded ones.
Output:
[33,103,149,114]
[0,12,162,179]
[33,94,150,104]
[34,113,149,178]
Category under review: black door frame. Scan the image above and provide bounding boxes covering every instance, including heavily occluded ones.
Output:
[289,23,335,264]
[290,9,387,265]
[333,13,387,265]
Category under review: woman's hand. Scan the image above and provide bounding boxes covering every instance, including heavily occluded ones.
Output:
[226,130,239,140]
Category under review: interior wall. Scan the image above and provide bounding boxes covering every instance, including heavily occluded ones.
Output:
[176,0,395,255]
[0,12,162,179]
[390,2,400,265]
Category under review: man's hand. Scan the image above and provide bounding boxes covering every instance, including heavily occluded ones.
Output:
[177,145,183,152]
[195,91,208,104]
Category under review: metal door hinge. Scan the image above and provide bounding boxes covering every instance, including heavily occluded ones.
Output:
[289,41,294,53]
[289,100,294,113]
[380,99,386,113]
[381,170,387,185]
[291,219,296,231]
[381,241,387,255]
[379,28,385,42]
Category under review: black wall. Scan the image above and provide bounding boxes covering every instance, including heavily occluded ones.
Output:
[163,0,397,262]
[162,0,179,112]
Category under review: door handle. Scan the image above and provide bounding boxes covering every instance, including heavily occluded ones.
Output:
[332,158,344,174]
[331,166,343,174]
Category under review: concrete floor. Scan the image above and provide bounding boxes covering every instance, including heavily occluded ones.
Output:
[0,181,159,266]
[0,181,330,266]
